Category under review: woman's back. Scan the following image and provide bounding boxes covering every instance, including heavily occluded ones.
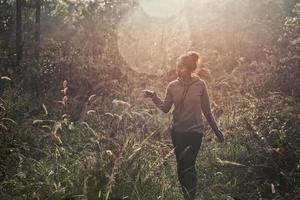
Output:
[166,76,207,134]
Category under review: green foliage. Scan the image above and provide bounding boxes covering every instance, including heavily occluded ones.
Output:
[0,0,300,199]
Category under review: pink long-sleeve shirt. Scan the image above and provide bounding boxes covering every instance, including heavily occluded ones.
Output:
[151,75,219,136]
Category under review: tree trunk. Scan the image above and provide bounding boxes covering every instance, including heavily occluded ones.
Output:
[16,0,22,65]
[35,0,41,61]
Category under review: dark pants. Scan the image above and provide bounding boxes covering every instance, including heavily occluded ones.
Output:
[171,130,203,200]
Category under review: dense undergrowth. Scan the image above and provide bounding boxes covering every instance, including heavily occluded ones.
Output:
[1,1,300,200]
[0,67,299,200]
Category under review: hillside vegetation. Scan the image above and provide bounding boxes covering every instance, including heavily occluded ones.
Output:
[0,0,299,199]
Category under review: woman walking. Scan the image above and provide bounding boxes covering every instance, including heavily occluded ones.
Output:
[142,51,224,200]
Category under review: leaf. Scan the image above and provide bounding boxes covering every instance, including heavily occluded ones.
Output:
[42,104,48,115]
[63,80,67,88]
[114,114,123,121]
[141,110,152,118]
[122,111,133,119]
[62,114,68,119]
[131,111,143,117]
[61,87,68,95]
[0,98,5,103]
[48,170,54,176]
[2,118,17,125]
[0,123,8,130]
[104,112,114,117]
[68,122,74,130]
[1,76,11,81]
[80,121,97,136]
[225,196,235,200]
[128,146,142,160]
[62,96,68,104]
[214,172,223,176]
[42,125,51,130]
[63,117,68,125]
[33,120,44,124]
[87,110,96,114]
[52,121,62,135]
[57,101,64,105]
[51,133,63,145]
[216,157,247,167]
[128,130,157,160]
[271,183,276,194]
[88,94,96,102]
[14,172,26,179]
[0,104,6,111]
[112,99,131,107]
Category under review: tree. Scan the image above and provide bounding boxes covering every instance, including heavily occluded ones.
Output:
[35,0,40,61]
[16,0,22,65]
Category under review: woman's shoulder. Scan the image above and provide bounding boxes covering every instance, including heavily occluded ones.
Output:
[192,75,206,86]
[197,78,206,86]
[192,76,208,94]
[168,79,180,87]
[167,77,206,87]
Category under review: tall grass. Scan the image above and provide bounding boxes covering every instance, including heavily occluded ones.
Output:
[1,68,300,200]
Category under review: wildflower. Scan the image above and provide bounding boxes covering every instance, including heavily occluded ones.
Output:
[61,87,68,95]
[112,79,119,85]
[88,94,96,102]
[106,150,113,157]
[32,119,44,124]
[214,172,223,176]
[42,104,48,115]
[271,183,276,194]
[62,96,68,105]
[112,99,131,107]
[87,110,96,115]
[51,133,63,145]
[1,76,11,81]
[63,80,67,88]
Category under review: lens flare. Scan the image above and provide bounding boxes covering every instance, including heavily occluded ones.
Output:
[117,8,191,75]
[139,0,186,19]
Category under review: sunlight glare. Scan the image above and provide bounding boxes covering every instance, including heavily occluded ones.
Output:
[139,0,186,18]
[117,8,191,75]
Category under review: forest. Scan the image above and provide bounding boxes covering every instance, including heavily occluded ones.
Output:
[0,0,300,199]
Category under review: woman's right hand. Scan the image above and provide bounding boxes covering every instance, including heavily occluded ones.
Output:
[215,129,225,143]
[142,89,155,98]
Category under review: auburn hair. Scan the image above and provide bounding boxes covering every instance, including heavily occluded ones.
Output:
[176,51,199,72]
